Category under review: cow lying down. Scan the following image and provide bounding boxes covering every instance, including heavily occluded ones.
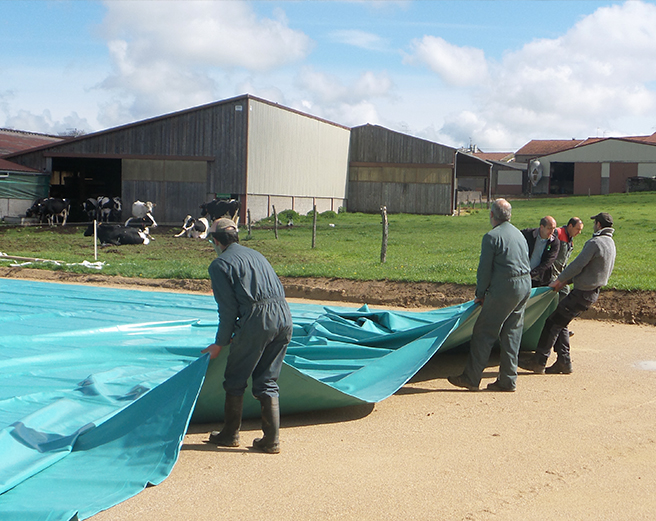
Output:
[174,215,209,239]
[84,223,151,245]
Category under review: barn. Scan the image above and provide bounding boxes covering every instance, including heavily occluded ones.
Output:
[0,158,50,221]
[515,133,656,195]
[4,95,351,223]
[347,124,490,215]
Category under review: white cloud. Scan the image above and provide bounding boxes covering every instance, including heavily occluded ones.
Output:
[4,109,91,136]
[296,67,393,105]
[435,0,656,149]
[96,0,313,126]
[405,36,489,87]
[329,30,387,51]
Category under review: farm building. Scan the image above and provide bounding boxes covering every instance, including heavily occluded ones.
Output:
[470,151,527,196]
[0,158,50,220]
[348,124,490,215]
[515,133,656,195]
[3,95,351,223]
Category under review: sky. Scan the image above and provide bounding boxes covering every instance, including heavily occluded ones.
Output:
[2,0,656,152]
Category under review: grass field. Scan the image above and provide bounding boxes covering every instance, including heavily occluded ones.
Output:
[1,192,654,291]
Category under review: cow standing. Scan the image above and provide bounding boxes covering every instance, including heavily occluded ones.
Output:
[125,200,157,228]
[26,197,70,226]
[199,198,240,222]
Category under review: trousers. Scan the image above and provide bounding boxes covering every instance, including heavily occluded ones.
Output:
[223,299,293,398]
[464,277,531,389]
[534,287,600,364]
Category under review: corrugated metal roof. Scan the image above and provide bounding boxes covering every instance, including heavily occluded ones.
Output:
[516,139,584,156]
[0,129,64,156]
[0,157,42,173]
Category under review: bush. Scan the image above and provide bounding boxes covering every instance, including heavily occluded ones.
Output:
[278,209,300,222]
[320,210,338,219]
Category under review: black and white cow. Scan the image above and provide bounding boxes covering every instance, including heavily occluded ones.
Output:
[98,196,122,222]
[174,215,210,239]
[83,197,100,221]
[26,197,70,226]
[84,223,151,245]
[125,200,157,228]
[199,198,240,222]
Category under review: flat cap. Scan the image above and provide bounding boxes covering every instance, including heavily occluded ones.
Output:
[210,218,238,233]
[590,212,613,228]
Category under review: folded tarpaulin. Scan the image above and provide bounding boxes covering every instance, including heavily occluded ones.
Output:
[0,278,558,520]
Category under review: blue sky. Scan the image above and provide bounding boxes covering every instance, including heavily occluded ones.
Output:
[2,1,656,151]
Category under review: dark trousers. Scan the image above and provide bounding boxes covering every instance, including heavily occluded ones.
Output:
[534,288,599,364]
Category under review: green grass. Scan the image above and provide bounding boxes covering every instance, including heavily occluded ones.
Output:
[1,192,655,290]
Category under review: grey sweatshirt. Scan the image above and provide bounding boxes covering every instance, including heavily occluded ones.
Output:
[557,227,616,291]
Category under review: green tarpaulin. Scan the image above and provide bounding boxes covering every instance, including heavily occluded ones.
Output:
[0,279,557,520]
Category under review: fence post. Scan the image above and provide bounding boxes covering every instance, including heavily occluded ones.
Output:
[312,204,317,249]
[93,219,98,261]
[272,206,278,239]
[247,209,252,239]
[380,205,388,263]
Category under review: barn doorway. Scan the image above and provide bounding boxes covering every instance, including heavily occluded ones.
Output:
[549,162,574,194]
[50,157,122,221]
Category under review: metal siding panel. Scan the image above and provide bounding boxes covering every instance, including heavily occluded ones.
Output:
[246,100,350,198]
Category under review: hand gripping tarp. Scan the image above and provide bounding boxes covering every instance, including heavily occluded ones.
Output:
[0,279,558,520]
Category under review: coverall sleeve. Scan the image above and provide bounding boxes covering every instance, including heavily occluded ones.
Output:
[475,234,494,299]
[209,261,239,346]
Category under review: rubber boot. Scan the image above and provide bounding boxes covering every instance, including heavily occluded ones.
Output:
[253,394,280,454]
[208,393,243,447]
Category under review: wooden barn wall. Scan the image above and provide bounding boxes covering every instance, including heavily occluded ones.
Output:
[349,125,455,164]
[9,100,249,198]
[246,99,350,198]
[348,171,452,215]
[348,164,452,215]
[122,159,207,223]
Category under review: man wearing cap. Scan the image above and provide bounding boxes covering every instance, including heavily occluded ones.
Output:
[201,218,292,454]
[521,215,560,287]
[520,212,616,374]
[448,198,532,392]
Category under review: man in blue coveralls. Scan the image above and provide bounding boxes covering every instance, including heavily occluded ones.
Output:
[448,198,532,392]
[202,218,292,454]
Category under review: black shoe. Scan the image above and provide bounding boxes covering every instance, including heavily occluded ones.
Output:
[447,374,479,391]
[545,360,573,374]
[518,358,546,374]
[486,380,515,392]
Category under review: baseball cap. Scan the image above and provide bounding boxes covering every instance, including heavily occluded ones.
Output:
[210,218,238,233]
[590,212,613,228]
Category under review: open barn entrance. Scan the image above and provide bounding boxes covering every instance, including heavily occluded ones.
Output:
[50,157,122,221]
[549,162,574,195]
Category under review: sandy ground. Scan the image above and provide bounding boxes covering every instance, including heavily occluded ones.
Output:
[86,310,656,521]
[2,270,655,520]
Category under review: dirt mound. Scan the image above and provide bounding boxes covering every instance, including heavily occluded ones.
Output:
[1,267,654,325]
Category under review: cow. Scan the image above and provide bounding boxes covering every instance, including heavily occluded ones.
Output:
[125,200,157,228]
[84,223,151,245]
[174,215,210,239]
[199,198,240,222]
[83,197,100,221]
[98,196,122,222]
[26,197,70,226]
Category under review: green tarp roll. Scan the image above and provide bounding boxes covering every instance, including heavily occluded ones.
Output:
[0,279,558,520]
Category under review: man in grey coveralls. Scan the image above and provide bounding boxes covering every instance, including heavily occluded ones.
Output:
[448,198,531,392]
[202,218,292,453]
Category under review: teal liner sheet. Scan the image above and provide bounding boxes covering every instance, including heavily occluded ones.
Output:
[0,278,558,520]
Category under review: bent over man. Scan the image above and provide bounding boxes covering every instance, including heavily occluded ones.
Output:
[521,215,559,287]
[202,218,293,453]
[520,212,615,375]
[448,198,531,392]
